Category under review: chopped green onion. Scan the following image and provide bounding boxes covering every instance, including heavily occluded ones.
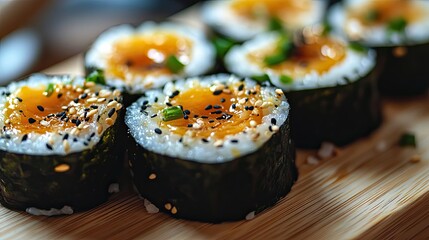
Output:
[86,69,106,85]
[45,83,55,97]
[166,55,185,74]
[280,75,293,84]
[264,53,287,66]
[399,132,417,147]
[322,21,333,36]
[365,9,380,23]
[264,36,293,66]
[213,37,236,58]
[349,42,368,53]
[162,106,184,121]
[251,74,270,83]
[268,17,283,31]
[387,17,407,33]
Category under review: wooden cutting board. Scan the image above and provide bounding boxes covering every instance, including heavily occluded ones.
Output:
[1,6,429,240]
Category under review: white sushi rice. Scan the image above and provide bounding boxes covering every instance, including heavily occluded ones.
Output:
[85,21,215,94]
[125,74,290,163]
[202,0,326,41]
[26,206,73,216]
[329,0,429,46]
[0,74,119,155]
[225,32,376,91]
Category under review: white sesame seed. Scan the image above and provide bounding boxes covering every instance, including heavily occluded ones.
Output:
[254,100,263,107]
[87,98,97,103]
[63,140,70,153]
[54,163,70,173]
[98,90,111,98]
[40,120,49,126]
[164,203,172,210]
[97,124,103,134]
[250,120,257,127]
[271,125,280,132]
[275,89,283,95]
[97,98,106,103]
[214,140,223,147]
[409,154,421,163]
[113,89,121,97]
[171,207,178,214]
[148,173,157,180]
[107,100,118,108]
[87,109,98,118]
[105,118,114,125]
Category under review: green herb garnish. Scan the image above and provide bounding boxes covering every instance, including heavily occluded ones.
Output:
[166,55,185,74]
[213,37,236,58]
[268,16,284,31]
[322,21,332,36]
[349,42,368,53]
[399,132,417,147]
[86,69,106,85]
[251,74,270,83]
[365,9,380,23]
[162,106,184,121]
[280,75,293,85]
[387,17,407,33]
[44,83,55,97]
[264,35,294,66]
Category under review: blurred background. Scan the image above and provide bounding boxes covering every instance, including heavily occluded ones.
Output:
[0,0,200,85]
[0,0,338,85]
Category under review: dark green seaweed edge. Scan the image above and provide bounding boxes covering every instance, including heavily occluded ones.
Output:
[0,118,123,212]
[285,66,382,148]
[375,42,429,96]
[127,117,297,223]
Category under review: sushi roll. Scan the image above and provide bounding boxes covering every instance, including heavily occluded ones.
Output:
[202,0,327,42]
[225,27,381,148]
[84,21,215,103]
[329,0,429,95]
[125,74,297,222]
[0,74,123,215]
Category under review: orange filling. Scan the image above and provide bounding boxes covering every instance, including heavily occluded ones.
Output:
[231,0,312,18]
[248,36,346,77]
[348,0,424,26]
[106,32,192,80]
[160,86,264,139]
[4,86,80,134]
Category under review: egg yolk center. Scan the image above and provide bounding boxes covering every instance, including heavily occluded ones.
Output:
[161,86,264,139]
[106,32,192,80]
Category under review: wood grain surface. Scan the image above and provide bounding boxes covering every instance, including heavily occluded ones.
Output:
[1,5,429,240]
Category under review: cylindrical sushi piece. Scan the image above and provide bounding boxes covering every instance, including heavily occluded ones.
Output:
[329,0,429,96]
[0,74,123,215]
[125,74,297,223]
[225,28,382,148]
[202,0,327,42]
[84,21,216,104]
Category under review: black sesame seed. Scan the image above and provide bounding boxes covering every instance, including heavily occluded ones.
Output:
[71,119,77,124]
[166,102,172,107]
[83,142,89,146]
[194,115,199,118]
[184,115,189,120]
[231,139,239,143]
[211,110,222,114]
[213,105,221,109]
[238,84,244,91]
[80,93,88,99]
[56,112,66,118]
[220,98,225,103]
[232,104,236,109]
[108,108,116,118]
[28,118,36,124]
[202,138,209,143]
[37,105,45,112]
[269,126,273,132]
[271,118,277,125]
[201,116,208,119]
[73,138,78,142]
[57,93,63,99]
[83,112,88,119]
[5,134,11,139]
[143,100,149,105]
[141,105,148,111]
[16,97,23,102]
[213,90,222,95]
[179,137,183,143]
[205,105,212,110]
[187,124,193,128]
[154,97,158,103]
[151,114,157,118]
[46,144,53,150]
[244,106,249,111]
[248,106,254,110]
[154,128,162,134]
[22,134,28,142]
[91,105,98,109]
[183,110,191,115]
[63,134,69,140]
[75,119,81,126]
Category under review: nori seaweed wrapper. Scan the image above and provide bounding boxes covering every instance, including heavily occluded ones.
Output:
[0,126,122,212]
[128,117,297,223]
[376,42,429,96]
[286,67,382,148]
